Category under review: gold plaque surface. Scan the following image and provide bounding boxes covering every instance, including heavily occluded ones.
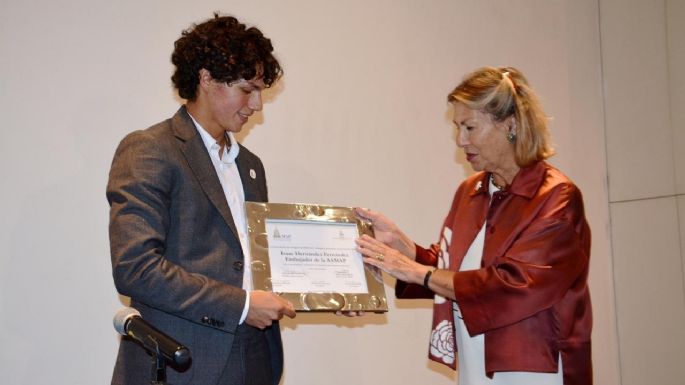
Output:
[246,202,388,312]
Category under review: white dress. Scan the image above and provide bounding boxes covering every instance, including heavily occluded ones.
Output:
[452,178,563,385]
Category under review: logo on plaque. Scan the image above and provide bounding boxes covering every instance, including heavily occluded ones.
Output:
[273,227,291,240]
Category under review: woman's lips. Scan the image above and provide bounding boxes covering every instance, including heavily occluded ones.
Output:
[466,153,477,162]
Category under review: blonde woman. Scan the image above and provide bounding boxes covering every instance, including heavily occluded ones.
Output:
[357,67,592,385]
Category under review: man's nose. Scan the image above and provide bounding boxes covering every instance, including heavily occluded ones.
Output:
[249,91,263,111]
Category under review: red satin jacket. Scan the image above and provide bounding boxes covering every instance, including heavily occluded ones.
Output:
[397,161,592,385]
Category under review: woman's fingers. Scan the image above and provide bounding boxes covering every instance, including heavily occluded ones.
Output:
[356,236,386,258]
[353,207,372,221]
[356,236,390,267]
[354,207,380,225]
[356,234,381,247]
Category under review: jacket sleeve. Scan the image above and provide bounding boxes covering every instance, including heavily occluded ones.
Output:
[107,130,246,332]
[395,243,440,299]
[454,184,590,335]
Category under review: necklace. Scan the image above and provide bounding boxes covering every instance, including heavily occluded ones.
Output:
[490,174,505,190]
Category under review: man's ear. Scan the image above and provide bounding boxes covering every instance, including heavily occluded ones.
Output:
[198,68,212,89]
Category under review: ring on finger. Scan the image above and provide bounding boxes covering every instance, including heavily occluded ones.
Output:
[375,253,385,262]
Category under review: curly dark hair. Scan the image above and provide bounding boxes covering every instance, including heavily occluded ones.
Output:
[171,13,282,101]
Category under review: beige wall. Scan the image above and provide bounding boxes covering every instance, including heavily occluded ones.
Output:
[0,0,635,384]
[600,0,685,384]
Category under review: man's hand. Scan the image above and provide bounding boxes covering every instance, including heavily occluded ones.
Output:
[335,310,366,317]
[246,290,296,329]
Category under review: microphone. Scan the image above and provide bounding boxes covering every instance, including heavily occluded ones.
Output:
[113,307,191,368]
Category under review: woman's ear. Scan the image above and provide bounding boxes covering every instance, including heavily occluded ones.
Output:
[505,116,517,144]
[500,116,516,138]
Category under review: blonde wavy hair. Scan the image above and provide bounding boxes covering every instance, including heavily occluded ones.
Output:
[447,66,554,166]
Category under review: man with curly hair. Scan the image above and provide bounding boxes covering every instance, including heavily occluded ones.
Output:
[107,14,295,385]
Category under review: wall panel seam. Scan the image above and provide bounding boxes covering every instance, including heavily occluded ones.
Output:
[609,194,681,204]
[597,0,623,383]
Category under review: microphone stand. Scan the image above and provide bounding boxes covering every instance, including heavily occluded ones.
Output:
[150,340,170,385]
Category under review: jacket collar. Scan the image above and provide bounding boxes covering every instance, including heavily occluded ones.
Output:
[469,161,547,199]
[171,105,242,243]
[171,105,197,142]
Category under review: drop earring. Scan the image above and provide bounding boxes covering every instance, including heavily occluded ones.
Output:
[507,131,516,143]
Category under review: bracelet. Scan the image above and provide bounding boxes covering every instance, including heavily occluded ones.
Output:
[423,268,436,289]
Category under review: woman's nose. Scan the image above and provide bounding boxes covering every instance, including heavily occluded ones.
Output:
[455,130,468,147]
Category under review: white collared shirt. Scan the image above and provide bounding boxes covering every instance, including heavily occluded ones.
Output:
[189,113,252,324]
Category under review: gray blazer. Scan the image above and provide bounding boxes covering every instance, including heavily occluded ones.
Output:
[107,107,282,385]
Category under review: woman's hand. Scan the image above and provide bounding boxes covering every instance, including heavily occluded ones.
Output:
[356,234,430,285]
[354,207,416,259]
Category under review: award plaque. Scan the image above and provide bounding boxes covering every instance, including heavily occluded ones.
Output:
[245,202,388,312]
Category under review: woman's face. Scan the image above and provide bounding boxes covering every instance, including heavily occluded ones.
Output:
[452,102,517,176]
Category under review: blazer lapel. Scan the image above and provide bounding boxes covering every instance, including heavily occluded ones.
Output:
[448,174,490,271]
[236,147,261,203]
[171,107,241,242]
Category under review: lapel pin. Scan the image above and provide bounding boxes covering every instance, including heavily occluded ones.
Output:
[475,181,482,191]
[249,169,256,179]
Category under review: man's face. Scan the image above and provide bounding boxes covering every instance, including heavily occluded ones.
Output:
[205,77,266,134]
